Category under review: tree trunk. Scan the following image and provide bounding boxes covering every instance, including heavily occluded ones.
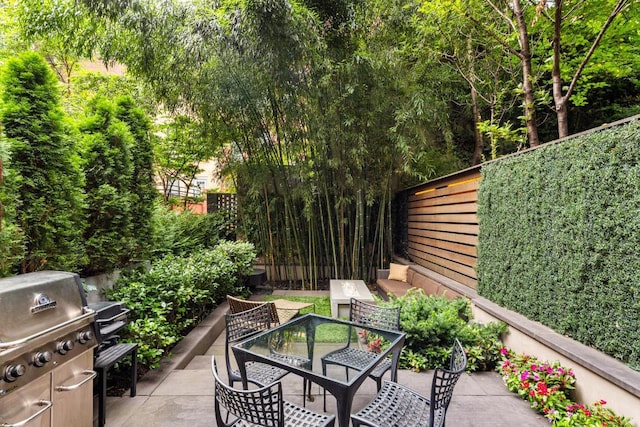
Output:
[551,0,629,139]
[471,85,484,165]
[513,0,540,147]
[552,0,570,138]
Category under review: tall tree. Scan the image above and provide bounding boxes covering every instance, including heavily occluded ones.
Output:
[15,0,107,92]
[546,0,635,138]
[0,131,26,277]
[115,95,156,260]
[154,115,215,208]
[80,96,135,273]
[0,51,86,273]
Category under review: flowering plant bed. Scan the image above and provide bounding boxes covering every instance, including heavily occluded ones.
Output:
[498,348,633,426]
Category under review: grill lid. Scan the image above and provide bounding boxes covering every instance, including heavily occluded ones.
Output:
[0,271,89,344]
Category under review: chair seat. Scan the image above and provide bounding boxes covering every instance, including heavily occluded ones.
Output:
[351,380,441,427]
[369,357,392,377]
[231,361,289,386]
[231,401,334,427]
[272,299,315,324]
[269,352,312,369]
[323,347,382,371]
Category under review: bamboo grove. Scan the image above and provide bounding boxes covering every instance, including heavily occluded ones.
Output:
[6,0,639,287]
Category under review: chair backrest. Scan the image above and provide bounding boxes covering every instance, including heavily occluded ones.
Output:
[227,294,280,325]
[349,298,401,331]
[211,356,284,427]
[429,339,467,427]
[225,302,273,378]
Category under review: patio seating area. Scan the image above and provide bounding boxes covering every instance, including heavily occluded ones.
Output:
[102,291,546,427]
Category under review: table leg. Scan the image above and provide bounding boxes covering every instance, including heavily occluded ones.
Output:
[390,344,402,382]
[334,390,354,427]
[232,348,250,389]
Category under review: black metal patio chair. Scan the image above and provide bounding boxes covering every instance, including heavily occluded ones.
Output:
[225,302,312,405]
[350,338,467,427]
[224,303,290,388]
[211,356,335,427]
[321,298,401,410]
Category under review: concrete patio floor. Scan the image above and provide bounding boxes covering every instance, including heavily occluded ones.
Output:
[103,291,547,427]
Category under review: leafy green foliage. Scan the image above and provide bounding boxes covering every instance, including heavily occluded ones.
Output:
[79,96,135,273]
[150,207,236,259]
[0,51,86,273]
[381,289,506,372]
[106,241,256,369]
[115,95,156,261]
[0,138,26,277]
[478,119,640,369]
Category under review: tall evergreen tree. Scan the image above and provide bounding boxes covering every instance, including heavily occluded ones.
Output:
[0,51,86,273]
[115,95,156,261]
[80,96,135,273]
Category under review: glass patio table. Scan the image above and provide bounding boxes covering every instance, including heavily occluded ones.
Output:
[232,313,406,427]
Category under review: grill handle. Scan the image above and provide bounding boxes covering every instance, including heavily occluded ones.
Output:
[95,308,131,324]
[0,399,52,427]
[55,370,97,391]
[0,309,95,350]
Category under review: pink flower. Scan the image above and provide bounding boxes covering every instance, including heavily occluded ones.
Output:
[520,370,530,381]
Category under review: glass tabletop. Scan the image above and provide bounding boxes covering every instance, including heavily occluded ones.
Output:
[232,313,405,385]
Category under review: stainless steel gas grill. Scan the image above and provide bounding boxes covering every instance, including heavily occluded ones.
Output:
[0,271,98,427]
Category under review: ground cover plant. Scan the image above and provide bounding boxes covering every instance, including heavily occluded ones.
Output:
[498,348,633,426]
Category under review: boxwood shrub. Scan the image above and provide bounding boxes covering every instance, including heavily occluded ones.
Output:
[381,289,507,372]
[106,240,256,369]
[478,119,640,370]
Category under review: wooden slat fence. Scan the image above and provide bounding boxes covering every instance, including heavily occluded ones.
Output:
[404,168,481,289]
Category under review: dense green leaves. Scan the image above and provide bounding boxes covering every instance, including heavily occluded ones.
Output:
[381,289,507,372]
[115,95,156,260]
[151,207,236,259]
[80,96,135,273]
[478,119,640,369]
[107,240,256,369]
[0,51,86,273]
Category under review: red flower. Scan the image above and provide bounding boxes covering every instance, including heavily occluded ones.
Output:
[536,382,549,396]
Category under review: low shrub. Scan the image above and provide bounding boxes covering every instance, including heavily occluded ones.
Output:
[151,207,236,259]
[498,348,632,426]
[380,289,507,372]
[106,240,255,369]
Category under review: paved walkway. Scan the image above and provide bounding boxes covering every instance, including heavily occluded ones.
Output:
[104,291,546,427]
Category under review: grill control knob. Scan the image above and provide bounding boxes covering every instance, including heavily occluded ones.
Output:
[57,340,75,355]
[77,330,94,344]
[4,364,26,382]
[33,351,53,367]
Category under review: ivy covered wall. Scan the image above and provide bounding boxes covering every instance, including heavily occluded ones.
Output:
[477,119,640,370]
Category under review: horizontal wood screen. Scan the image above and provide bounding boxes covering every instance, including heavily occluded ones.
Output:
[405,169,481,289]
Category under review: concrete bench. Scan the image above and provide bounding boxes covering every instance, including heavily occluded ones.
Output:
[330,279,375,317]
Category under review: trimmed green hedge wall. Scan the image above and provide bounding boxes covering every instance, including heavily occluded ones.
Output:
[477,120,640,370]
